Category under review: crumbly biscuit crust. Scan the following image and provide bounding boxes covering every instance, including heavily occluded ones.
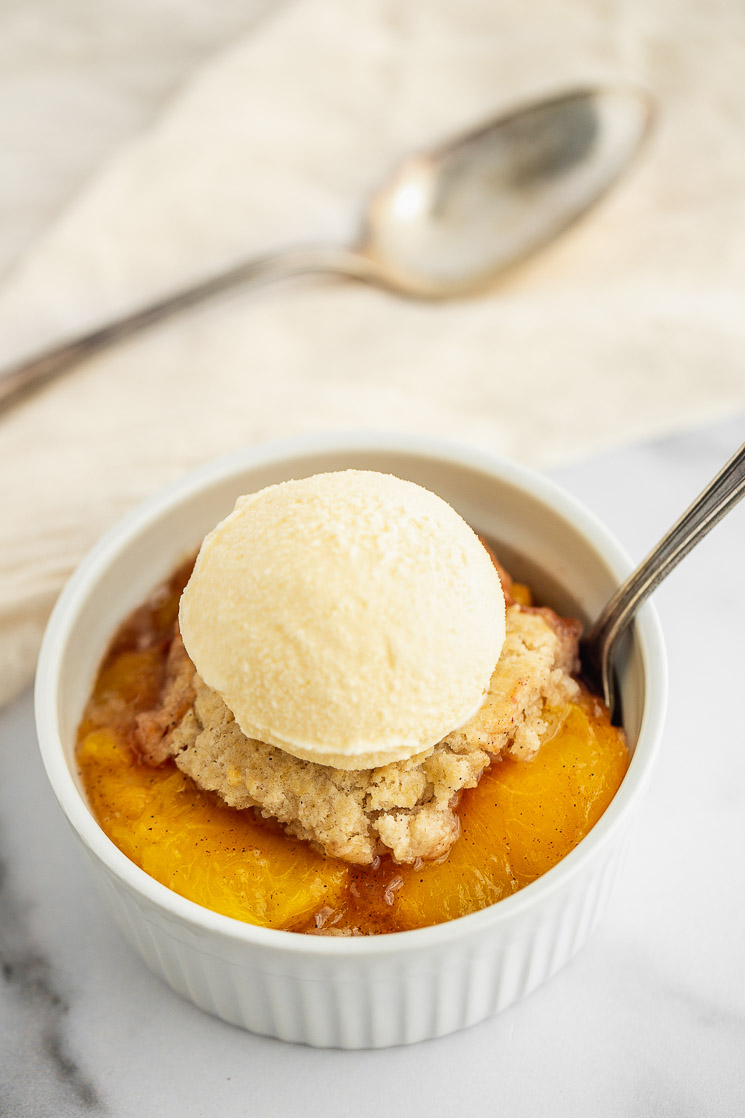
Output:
[143,604,579,865]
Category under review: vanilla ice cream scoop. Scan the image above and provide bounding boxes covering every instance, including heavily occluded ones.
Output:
[179,470,506,769]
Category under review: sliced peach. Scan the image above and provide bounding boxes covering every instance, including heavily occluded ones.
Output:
[495,699,628,887]
[392,697,628,929]
[90,649,164,713]
[79,729,349,929]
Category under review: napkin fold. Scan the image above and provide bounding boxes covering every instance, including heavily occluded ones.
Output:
[2,0,745,706]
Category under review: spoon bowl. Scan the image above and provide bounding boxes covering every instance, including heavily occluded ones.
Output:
[361,87,653,296]
[0,86,653,412]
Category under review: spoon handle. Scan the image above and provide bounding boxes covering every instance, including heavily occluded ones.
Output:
[584,440,745,711]
[0,245,372,415]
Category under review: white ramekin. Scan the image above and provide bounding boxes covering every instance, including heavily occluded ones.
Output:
[35,433,667,1048]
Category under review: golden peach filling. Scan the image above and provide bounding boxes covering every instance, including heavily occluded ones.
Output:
[76,558,628,935]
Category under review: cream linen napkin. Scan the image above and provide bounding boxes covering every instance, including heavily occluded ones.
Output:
[2,0,745,705]
[0,0,279,279]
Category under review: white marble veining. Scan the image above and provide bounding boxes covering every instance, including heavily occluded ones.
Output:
[1,415,743,1116]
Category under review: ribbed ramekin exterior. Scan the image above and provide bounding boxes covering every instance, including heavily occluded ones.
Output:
[83,827,628,1048]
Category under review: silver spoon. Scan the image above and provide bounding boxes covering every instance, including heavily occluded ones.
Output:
[582,440,745,720]
[0,86,652,414]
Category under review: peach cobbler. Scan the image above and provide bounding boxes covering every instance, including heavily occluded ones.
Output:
[76,471,628,935]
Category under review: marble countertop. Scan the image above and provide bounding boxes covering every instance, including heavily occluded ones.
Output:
[1,415,744,1117]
